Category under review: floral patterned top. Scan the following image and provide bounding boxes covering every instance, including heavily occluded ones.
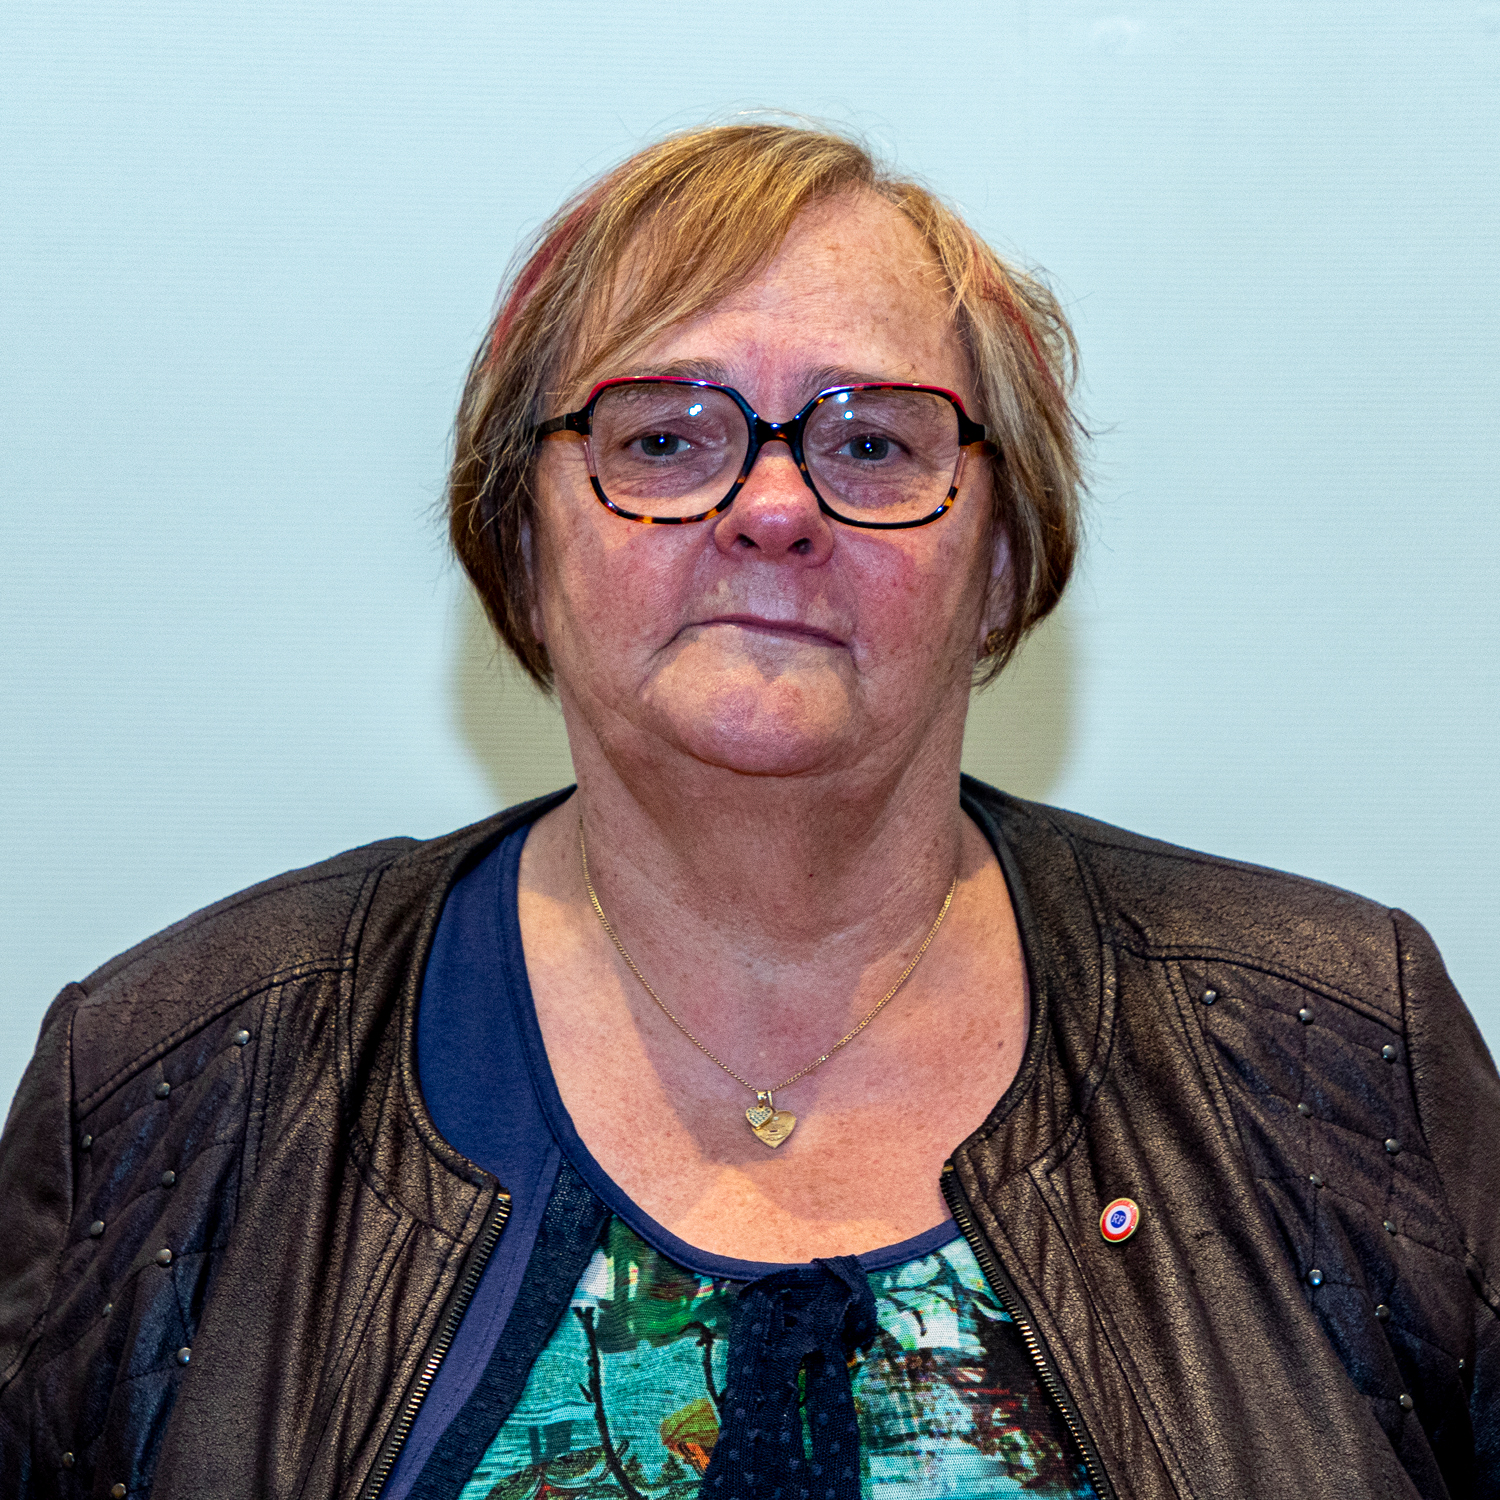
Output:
[456,1216,1097,1500]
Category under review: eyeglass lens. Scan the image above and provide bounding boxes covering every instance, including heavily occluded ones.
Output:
[586,383,962,523]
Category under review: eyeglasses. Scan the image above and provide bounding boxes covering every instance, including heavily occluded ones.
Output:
[533,377,995,529]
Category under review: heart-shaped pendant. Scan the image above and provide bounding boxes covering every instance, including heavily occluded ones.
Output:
[746,1091,795,1147]
[749,1109,796,1147]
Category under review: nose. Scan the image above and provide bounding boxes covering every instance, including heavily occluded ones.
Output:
[711,436,835,563]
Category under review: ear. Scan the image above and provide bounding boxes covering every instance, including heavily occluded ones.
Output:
[521,516,545,644]
[975,524,1015,659]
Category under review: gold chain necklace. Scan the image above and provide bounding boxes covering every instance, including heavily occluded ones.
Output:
[578,820,957,1148]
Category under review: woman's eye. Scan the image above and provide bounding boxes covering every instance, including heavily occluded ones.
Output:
[842,433,893,462]
[634,431,690,459]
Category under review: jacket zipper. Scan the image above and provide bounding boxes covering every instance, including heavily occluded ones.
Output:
[361,1189,512,1500]
[941,1164,1117,1500]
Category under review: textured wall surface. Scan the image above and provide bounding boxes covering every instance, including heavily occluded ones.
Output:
[4,1,1497,1117]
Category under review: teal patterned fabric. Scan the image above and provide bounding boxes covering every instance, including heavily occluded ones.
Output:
[457,1218,1096,1500]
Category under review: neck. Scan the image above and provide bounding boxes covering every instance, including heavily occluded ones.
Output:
[524,692,976,1072]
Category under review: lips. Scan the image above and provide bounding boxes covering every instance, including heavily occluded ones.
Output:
[695,613,847,647]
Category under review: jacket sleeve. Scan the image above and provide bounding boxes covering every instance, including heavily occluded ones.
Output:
[1396,910,1500,1484]
[0,984,79,1392]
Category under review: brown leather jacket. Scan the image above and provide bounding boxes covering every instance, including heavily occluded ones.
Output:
[2,781,1496,1498]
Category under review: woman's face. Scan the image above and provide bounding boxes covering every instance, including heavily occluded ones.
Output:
[530,191,1004,787]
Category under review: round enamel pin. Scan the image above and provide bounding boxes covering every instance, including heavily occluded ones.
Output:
[1100,1197,1140,1243]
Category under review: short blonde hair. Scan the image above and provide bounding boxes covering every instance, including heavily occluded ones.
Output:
[449,123,1086,687]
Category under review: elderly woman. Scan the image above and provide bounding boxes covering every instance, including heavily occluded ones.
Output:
[1,125,1496,1500]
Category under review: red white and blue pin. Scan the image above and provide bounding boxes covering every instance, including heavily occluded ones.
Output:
[1100,1197,1141,1243]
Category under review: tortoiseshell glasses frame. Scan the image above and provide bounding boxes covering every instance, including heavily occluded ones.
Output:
[532,376,996,530]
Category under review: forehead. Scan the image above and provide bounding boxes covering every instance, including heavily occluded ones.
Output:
[713,192,948,313]
[574,192,966,403]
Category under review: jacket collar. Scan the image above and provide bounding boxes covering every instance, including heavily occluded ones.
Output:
[958,778,1111,1183]
[342,788,577,1215]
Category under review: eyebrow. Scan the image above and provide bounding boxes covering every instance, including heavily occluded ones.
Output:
[618,358,729,382]
[616,360,916,393]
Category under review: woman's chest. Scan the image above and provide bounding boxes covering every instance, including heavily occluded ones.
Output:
[533,988,1025,1261]
[455,1217,1098,1500]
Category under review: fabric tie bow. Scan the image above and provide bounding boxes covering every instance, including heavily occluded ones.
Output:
[698,1256,878,1500]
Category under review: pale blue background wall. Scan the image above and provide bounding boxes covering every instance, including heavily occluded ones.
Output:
[4,2,1498,1118]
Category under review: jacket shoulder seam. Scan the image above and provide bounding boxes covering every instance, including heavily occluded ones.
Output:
[1058,817,1373,896]
[75,957,352,1118]
[1102,934,1400,1031]
[77,844,415,993]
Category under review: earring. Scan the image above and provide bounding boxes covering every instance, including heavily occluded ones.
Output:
[983,628,1005,657]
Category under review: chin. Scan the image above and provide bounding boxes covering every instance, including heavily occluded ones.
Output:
[644,675,856,779]
[677,726,839,778]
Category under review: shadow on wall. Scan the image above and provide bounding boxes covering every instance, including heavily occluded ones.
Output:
[960,606,1076,803]
[449,586,1076,809]
[450,588,575,807]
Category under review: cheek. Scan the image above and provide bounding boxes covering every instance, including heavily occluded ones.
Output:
[861,545,926,636]
[540,514,690,664]
[843,539,980,677]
